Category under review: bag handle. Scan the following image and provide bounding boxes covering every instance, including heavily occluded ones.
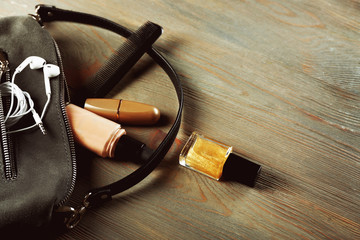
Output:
[36,5,183,210]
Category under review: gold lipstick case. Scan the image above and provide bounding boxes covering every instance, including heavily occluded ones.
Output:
[84,98,160,125]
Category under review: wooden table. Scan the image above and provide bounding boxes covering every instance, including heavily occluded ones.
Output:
[2,1,359,239]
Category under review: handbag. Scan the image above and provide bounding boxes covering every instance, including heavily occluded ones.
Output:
[0,5,183,229]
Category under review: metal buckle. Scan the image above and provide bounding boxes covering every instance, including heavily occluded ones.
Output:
[55,192,92,229]
[28,5,43,26]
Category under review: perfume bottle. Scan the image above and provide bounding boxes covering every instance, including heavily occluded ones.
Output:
[179,132,261,186]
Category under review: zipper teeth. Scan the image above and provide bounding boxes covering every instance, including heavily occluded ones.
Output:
[0,92,12,179]
[5,70,16,179]
[0,56,15,180]
[58,97,77,206]
[52,38,77,207]
[8,133,16,178]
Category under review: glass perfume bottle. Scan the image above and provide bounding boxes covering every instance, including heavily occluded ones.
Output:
[179,132,261,186]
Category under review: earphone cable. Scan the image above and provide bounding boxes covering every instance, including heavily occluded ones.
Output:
[0,65,46,134]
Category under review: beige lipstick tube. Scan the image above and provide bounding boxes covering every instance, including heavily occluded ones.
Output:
[66,104,126,158]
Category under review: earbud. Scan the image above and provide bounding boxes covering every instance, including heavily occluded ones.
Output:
[4,56,61,135]
[15,56,46,73]
[43,64,60,95]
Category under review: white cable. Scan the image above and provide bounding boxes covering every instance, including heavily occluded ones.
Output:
[41,94,51,120]
[0,70,46,134]
[0,82,33,125]
[4,70,19,123]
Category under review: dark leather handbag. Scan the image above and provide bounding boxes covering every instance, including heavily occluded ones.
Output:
[0,5,183,229]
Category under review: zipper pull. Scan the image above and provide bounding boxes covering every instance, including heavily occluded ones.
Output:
[0,49,10,74]
[0,50,10,83]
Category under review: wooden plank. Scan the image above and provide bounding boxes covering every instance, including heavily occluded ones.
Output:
[1,0,359,239]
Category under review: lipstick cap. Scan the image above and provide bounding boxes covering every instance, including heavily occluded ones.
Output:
[84,98,160,125]
[222,153,262,187]
[85,98,119,122]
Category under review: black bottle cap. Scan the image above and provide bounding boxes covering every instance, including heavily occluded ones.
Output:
[115,135,153,163]
[222,153,262,187]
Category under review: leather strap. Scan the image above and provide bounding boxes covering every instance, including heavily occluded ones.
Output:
[36,5,183,206]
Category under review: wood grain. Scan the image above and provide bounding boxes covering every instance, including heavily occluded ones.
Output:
[1,0,359,239]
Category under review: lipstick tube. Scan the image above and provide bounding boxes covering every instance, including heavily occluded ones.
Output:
[84,98,160,125]
[66,104,152,162]
[179,132,261,187]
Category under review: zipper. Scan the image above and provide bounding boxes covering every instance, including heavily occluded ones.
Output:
[51,38,77,207]
[30,9,77,217]
[0,50,16,180]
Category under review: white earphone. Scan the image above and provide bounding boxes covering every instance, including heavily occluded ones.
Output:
[15,56,46,73]
[40,64,60,126]
[43,64,60,96]
[1,56,60,134]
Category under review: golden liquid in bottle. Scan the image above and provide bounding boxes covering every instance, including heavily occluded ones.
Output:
[179,132,232,180]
